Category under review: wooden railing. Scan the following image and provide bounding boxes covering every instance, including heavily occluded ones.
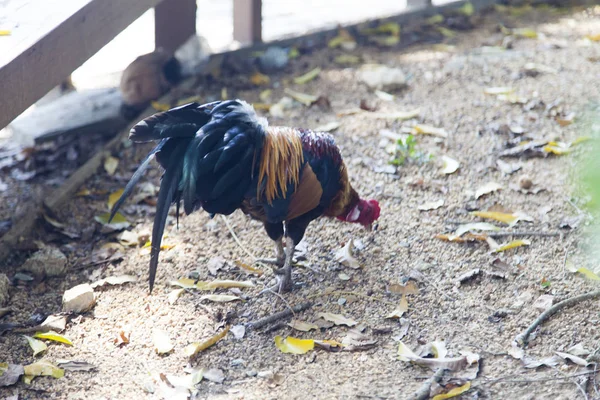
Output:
[0,0,500,132]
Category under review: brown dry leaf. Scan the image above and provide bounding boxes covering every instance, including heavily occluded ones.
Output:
[334,241,360,269]
[412,124,448,138]
[250,71,270,86]
[451,222,500,240]
[436,233,488,243]
[40,314,67,333]
[314,121,341,132]
[432,382,471,400]
[555,351,589,367]
[203,280,255,290]
[114,330,130,346]
[367,109,420,121]
[398,342,479,371]
[94,212,130,231]
[235,260,264,275]
[317,312,357,327]
[103,156,119,176]
[418,199,444,211]
[287,320,319,332]
[284,88,318,106]
[471,211,533,227]
[117,230,140,247]
[91,275,137,288]
[184,326,230,357]
[275,336,315,354]
[386,294,409,319]
[200,294,241,303]
[153,329,174,354]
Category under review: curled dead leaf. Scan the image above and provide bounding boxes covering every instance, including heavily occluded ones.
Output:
[184,326,230,357]
[274,336,315,354]
[334,241,360,269]
[317,312,357,327]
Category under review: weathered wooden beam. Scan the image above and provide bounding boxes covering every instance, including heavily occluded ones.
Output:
[155,0,197,53]
[233,0,262,45]
[0,0,162,131]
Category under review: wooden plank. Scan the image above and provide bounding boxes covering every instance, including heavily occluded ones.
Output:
[9,88,126,144]
[155,0,197,53]
[0,0,163,131]
[407,0,433,9]
[233,0,262,45]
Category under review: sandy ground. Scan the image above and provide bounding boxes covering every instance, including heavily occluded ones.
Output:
[2,4,600,400]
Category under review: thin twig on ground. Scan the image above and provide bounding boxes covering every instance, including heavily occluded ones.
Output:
[306,290,396,306]
[550,366,589,400]
[482,370,596,385]
[407,368,446,400]
[515,290,600,347]
[221,215,257,259]
[246,302,313,330]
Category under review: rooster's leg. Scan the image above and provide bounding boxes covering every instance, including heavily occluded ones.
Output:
[255,238,285,267]
[261,237,295,294]
[274,237,295,292]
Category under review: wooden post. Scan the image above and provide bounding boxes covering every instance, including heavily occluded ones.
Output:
[233,0,262,45]
[155,0,197,53]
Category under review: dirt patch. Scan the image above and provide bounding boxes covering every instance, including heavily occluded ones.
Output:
[2,5,600,400]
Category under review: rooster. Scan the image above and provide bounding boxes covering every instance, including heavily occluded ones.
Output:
[110,100,380,293]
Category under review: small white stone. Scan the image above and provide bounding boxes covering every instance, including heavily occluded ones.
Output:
[62,284,95,313]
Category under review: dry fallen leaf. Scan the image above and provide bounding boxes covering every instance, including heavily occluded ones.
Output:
[366,109,420,121]
[293,67,321,84]
[374,90,395,101]
[334,241,360,269]
[484,87,514,95]
[107,189,124,210]
[287,320,319,332]
[184,326,230,357]
[114,330,130,346]
[202,280,255,290]
[234,260,264,276]
[284,88,318,106]
[398,341,479,371]
[493,239,530,253]
[317,312,357,327]
[24,336,47,357]
[56,360,96,372]
[440,156,460,175]
[475,182,502,199]
[91,275,137,288]
[231,325,246,339]
[471,211,533,227]
[432,382,471,400]
[386,294,409,319]
[103,156,119,176]
[274,336,315,354]
[33,332,72,346]
[555,351,589,367]
[95,212,130,231]
[200,294,241,303]
[314,121,341,132]
[250,71,270,86]
[418,199,444,211]
[452,222,500,239]
[0,363,24,387]
[153,329,174,354]
[23,360,64,383]
[412,124,448,138]
[168,288,185,305]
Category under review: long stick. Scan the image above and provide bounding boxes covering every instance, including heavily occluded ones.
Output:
[407,368,446,400]
[515,290,600,347]
[247,302,312,330]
